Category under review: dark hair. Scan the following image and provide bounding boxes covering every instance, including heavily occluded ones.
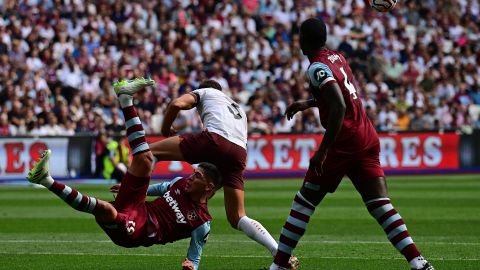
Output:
[300,18,327,50]
[198,162,222,189]
[198,79,222,91]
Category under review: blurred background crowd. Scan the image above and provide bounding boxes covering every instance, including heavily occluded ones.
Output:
[0,0,479,138]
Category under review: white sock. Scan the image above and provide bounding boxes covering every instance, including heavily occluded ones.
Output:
[237,216,278,256]
[409,256,427,269]
[40,175,54,189]
[118,94,133,108]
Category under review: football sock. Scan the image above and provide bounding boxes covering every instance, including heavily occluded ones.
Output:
[118,94,133,108]
[237,216,278,256]
[37,174,54,188]
[366,198,421,262]
[118,95,149,155]
[42,176,97,213]
[274,191,316,267]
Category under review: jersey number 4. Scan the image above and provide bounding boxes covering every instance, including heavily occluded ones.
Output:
[228,103,243,119]
[339,67,358,100]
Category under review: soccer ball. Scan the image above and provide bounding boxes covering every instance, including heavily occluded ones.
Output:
[370,0,397,12]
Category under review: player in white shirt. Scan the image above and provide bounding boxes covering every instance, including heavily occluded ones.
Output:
[113,78,298,269]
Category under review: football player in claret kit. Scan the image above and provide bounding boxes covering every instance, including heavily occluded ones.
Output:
[28,150,220,270]
[112,78,299,269]
[269,18,434,270]
[27,91,223,270]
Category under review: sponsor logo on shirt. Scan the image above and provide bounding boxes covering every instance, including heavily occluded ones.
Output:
[187,210,198,221]
[163,190,187,224]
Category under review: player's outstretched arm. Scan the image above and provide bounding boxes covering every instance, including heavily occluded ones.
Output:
[185,221,211,270]
[161,94,197,136]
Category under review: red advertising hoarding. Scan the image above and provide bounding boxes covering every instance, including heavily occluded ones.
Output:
[147,132,460,178]
[0,138,69,178]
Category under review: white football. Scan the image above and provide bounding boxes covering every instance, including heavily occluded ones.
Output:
[370,0,397,12]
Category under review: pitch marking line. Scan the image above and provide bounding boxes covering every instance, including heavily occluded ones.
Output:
[1,239,479,246]
[0,251,478,261]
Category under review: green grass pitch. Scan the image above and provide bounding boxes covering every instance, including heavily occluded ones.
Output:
[0,175,479,269]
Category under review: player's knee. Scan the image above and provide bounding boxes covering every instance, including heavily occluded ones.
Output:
[131,151,153,174]
[93,201,117,223]
[299,186,324,206]
[355,177,388,202]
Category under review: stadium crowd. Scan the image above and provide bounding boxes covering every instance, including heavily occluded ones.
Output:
[0,0,479,137]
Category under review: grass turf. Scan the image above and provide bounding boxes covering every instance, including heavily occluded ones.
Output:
[0,175,479,269]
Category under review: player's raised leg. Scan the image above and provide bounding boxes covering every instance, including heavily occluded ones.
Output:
[27,149,117,223]
[270,182,326,270]
[113,77,156,177]
[355,177,435,270]
[149,136,185,163]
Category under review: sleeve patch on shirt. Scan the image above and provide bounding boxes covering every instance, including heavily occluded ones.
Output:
[308,62,335,88]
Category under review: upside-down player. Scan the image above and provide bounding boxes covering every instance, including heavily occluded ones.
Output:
[27,107,222,270]
[113,78,298,269]
[269,18,434,270]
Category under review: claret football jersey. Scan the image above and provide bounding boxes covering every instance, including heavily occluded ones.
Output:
[190,87,248,149]
[307,48,379,153]
[146,178,211,244]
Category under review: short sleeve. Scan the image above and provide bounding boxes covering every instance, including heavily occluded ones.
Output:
[146,177,183,196]
[192,88,208,105]
[308,62,336,89]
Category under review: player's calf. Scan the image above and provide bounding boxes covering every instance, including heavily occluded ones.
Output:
[365,197,433,269]
[273,190,316,268]
[27,149,99,214]
[93,200,118,224]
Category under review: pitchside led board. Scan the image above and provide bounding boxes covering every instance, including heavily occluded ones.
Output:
[147,132,462,178]
[0,138,69,178]
[0,133,469,179]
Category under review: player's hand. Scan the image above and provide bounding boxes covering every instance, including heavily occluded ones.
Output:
[309,149,327,176]
[181,258,194,270]
[110,184,121,193]
[285,101,309,120]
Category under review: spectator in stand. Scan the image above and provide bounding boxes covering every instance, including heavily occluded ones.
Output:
[396,109,410,131]
[409,107,430,131]
[383,56,404,89]
[0,113,12,136]
[303,109,323,134]
[0,0,478,138]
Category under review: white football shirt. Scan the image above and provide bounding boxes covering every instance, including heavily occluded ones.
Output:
[192,88,247,149]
